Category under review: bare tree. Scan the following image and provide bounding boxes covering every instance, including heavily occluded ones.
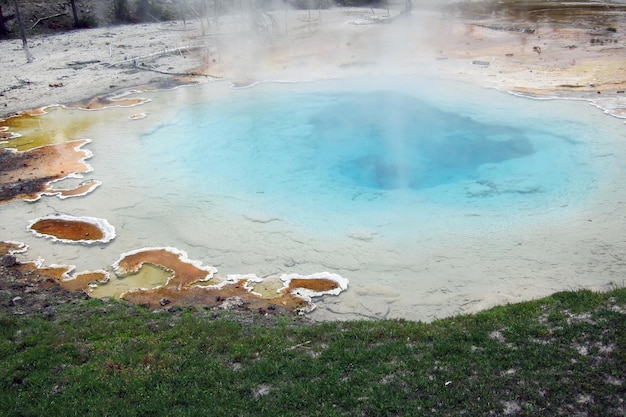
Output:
[12,0,32,62]
[68,0,80,27]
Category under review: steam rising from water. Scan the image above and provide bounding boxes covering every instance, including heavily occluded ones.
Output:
[312,91,533,190]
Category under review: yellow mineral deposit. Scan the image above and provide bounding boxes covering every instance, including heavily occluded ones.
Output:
[1,107,93,151]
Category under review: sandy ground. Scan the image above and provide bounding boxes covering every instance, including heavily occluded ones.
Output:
[1,5,625,118]
[1,4,626,320]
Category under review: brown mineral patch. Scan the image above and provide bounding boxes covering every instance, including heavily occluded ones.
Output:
[0,240,105,293]
[31,265,75,287]
[47,179,101,198]
[111,249,349,315]
[114,248,215,288]
[121,280,310,315]
[121,282,258,309]
[59,271,109,292]
[0,241,27,256]
[286,278,339,293]
[0,139,94,203]
[2,241,343,316]
[4,259,74,291]
[29,218,105,242]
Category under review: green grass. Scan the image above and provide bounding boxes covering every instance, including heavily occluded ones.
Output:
[1,289,625,416]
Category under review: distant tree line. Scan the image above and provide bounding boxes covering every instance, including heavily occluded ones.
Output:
[0,0,389,39]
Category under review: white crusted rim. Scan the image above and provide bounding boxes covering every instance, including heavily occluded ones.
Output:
[0,131,22,142]
[1,240,29,255]
[68,139,95,172]
[75,270,112,287]
[45,263,76,280]
[39,179,102,200]
[197,273,263,296]
[56,180,102,199]
[278,272,349,302]
[27,214,116,244]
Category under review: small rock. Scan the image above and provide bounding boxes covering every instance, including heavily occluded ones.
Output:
[166,305,181,313]
[219,296,244,310]
[159,298,171,306]
[42,307,55,319]
[252,384,271,399]
[11,296,24,306]
[1,255,19,267]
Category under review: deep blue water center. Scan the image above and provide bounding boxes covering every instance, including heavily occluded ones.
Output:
[140,78,599,234]
[311,91,533,190]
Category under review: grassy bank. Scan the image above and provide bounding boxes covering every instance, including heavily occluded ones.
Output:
[1,287,625,416]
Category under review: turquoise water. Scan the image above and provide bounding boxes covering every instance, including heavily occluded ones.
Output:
[135,77,599,237]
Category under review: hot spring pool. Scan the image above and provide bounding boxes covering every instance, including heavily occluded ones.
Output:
[4,76,626,320]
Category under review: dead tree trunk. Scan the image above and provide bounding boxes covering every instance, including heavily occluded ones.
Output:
[69,0,79,27]
[12,0,32,63]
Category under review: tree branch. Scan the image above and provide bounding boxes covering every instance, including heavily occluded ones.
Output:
[29,13,67,31]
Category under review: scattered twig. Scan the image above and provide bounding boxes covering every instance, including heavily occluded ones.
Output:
[13,75,31,84]
[67,60,101,68]
[0,83,26,95]
[474,23,535,34]
[283,340,311,352]
[105,45,222,79]
[108,45,203,66]
[130,62,222,79]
